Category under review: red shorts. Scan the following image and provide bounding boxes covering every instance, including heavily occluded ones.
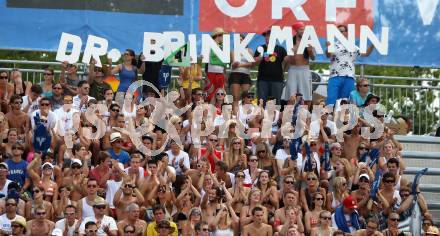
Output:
[204,72,225,102]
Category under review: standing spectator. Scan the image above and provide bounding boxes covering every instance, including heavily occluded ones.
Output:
[10,69,31,97]
[284,22,315,106]
[138,49,162,94]
[77,178,104,220]
[230,34,253,108]
[254,30,288,104]
[88,59,112,101]
[40,67,55,97]
[204,27,228,103]
[113,181,144,220]
[109,49,145,95]
[0,197,26,235]
[326,25,374,106]
[349,79,372,107]
[60,62,83,96]
[0,71,13,114]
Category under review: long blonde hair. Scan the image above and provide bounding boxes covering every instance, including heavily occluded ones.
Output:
[333,176,349,202]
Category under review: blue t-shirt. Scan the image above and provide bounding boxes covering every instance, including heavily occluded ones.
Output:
[107,149,130,165]
[6,159,28,187]
[349,90,371,107]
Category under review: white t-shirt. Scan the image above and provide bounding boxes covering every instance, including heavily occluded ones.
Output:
[331,212,356,233]
[275,149,289,161]
[30,110,57,130]
[53,107,80,136]
[310,119,337,139]
[105,180,122,209]
[166,150,190,175]
[55,218,79,236]
[0,180,12,197]
[79,215,117,236]
[72,95,95,113]
[0,214,25,235]
[21,96,41,117]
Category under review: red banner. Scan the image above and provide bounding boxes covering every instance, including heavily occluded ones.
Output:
[199,0,374,37]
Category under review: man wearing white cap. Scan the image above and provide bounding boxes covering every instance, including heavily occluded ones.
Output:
[107,132,130,167]
[79,198,118,236]
[0,162,12,197]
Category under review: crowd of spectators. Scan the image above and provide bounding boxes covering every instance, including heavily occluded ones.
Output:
[0,25,437,236]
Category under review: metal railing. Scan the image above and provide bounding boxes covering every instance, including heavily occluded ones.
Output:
[1,59,439,134]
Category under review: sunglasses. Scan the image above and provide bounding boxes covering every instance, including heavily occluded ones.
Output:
[236,175,245,178]
[94,205,106,209]
[320,216,331,220]
[71,165,82,169]
[195,93,203,96]
[125,185,135,189]
[315,198,324,201]
[384,179,395,183]
[11,224,22,228]
[88,185,97,188]
[310,143,317,147]
[389,218,399,222]
[36,212,46,216]
[209,139,218,142]
[257,150,266,154]
[112,109,120,112]
[65,212,75,216]
[216,92,225,96]
[249,159,258,162]
[246,95,254,99]
[284,181,294,184]
[307,178,317,181]
[40,103,50,107]
[0,76,8,79]
[87,229,98,233]
[12,146,23,151]
[44,73,53,76]
[53,87,62,90]
[13,101,23,105]
[233,142,241,145]
[201,228,210,232]
[33,189,42,193]
[360,84,370,87]
[6,203,17,206]
[358,147,369,150]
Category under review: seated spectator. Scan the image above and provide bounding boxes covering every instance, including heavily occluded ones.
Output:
[79,198,118,236]
[349,79,372,107]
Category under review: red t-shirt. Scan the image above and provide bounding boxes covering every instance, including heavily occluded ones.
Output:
[200,147,223,173]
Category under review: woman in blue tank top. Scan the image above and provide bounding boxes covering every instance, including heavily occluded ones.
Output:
[109,49,145,94]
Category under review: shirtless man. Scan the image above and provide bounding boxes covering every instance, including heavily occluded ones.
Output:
[26,205,55,236]
[352,174,371,218]
[285,22,315,106]
[139,159,162,208]
[5,95,29,139]
[242,207,272,236]
[201,182,232,228]
[116,203,147,236]
[184,158,208,191]
[343,124,363,164]
[62,158,89,201]
[379,172,401,209]
[113,180,144,220]
[274,191,302,227]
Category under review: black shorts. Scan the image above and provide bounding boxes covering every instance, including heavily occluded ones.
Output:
[229,72,251,85]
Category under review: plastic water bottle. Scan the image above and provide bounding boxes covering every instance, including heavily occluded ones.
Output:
[385,110,394,123]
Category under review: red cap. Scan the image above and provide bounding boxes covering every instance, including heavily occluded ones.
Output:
[292,22,305,32]
[343,195,358,209]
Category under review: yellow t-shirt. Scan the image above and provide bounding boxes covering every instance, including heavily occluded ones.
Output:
[181,64,202,89]
[145,220,178,236]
